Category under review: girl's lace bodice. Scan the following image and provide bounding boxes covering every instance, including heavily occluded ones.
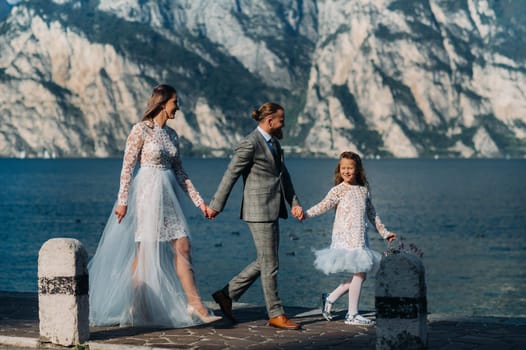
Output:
[117,120,204,207]
[306,183,391,249]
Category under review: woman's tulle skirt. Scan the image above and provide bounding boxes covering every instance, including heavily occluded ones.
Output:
[88,167,199,328]
[313,247,383,275]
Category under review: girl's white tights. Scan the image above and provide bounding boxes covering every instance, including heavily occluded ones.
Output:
[326,273,366,315]
[347,273,364,315]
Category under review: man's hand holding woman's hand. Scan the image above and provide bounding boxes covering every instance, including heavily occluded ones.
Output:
[199,203,218,219]
[203,205,218,219]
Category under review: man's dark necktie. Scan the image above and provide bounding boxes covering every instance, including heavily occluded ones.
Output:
[267,138,281,171]
[267,139,277,158]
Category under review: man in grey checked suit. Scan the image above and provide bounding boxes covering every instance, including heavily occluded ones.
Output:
[206,102,304,330]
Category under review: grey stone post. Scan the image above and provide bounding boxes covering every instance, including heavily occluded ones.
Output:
[38,238,89,346]
[375,253,427,350]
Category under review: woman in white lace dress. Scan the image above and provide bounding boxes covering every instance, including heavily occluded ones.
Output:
[305,151,396,326]
[89,84,220,328]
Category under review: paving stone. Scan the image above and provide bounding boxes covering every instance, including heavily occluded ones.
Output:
[1,292,526,349]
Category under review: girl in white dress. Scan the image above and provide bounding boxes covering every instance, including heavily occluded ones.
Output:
[305,151,396,325]
[89,84,220,328]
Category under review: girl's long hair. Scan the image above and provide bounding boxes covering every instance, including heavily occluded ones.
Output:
[142,84,176,121]
[334,151,369,188]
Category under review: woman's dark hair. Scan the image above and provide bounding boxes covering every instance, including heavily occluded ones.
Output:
[142,84,177,121]
[334,151,369,188]
[251,102,283,122]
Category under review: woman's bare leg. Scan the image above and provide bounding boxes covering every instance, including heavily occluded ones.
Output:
[131,243,141,288]
[170,238,208,316]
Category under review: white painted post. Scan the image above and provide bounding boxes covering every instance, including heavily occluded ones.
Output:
[38,238,89,346]
[375,253,427,350]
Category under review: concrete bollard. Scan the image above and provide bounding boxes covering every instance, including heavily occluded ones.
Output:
[375,253,427,350]
[38,238,89,346]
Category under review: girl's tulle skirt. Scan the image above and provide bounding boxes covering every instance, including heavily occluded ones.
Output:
[313,247,383,275]
[88,167,199,328]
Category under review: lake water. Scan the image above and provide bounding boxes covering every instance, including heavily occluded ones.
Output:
[0,158,524,318]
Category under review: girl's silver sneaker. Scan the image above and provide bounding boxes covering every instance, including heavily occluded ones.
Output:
[344,313,375,326]
[321,293,334,321]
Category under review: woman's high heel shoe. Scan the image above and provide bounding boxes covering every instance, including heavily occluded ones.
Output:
[321,293,334,321]
[187,304,222,324]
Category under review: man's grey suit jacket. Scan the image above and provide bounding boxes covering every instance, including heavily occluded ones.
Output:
[209,129,300,222]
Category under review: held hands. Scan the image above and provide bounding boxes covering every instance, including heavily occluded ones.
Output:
[114,204,127,223]
[291,205,304,221]
[204,205,219,219]
[199,203,218,219]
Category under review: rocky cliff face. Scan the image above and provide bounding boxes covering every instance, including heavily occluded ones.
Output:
[0,0,524,158]
[295,0,526,158]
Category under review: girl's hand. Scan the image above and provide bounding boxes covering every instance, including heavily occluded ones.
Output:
[115,205,127,223]
[386,233,397,242]
[291,205,304,221]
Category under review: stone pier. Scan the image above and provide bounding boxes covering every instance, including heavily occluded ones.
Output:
[38,238,89,346]
[375,253,427,350]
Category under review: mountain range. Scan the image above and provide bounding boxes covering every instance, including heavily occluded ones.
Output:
[1,0,525,158]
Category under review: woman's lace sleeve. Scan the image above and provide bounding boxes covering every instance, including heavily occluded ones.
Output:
[171,137,204,208]
[117,124,145,206]
[366,192,392,239]
[305,186,340,218]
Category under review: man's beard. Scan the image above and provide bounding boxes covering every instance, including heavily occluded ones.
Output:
[270,128,283,140]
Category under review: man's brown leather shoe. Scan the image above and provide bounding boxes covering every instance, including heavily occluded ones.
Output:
[268,314,301,330]
[212,290,237,323]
